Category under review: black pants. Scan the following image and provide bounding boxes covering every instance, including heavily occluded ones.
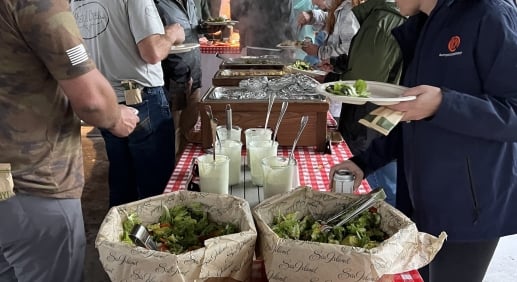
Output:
[419,239,499,282]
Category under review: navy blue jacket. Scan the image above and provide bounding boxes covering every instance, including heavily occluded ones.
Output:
[352,0,517,241]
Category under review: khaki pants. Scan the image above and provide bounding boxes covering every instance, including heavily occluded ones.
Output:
[168,78,201,157]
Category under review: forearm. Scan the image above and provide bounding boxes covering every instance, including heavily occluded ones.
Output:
[137,34,174,64]
[59,69,121,130]
[350,126,402,177]
[318,42,351,60]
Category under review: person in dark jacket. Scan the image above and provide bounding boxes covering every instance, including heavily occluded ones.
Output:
[194,0,212,20]
[322,0,406,206]
[330,0,517,281]
[155,0,224,155]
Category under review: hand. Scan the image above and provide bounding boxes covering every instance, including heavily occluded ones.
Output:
[329,160,364,192]
[386,85,443,121]
[108,105,140,137]
[198,36,209,44]
[302,43,319,56]
[297,11,312,26]
[318,59,333,72]
[165,23,185,44]
[312,0,329,9]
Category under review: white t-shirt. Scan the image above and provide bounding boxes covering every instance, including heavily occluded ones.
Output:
[72,0,166,100]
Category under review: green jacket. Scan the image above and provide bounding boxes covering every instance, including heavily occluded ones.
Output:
[336,0,406,155]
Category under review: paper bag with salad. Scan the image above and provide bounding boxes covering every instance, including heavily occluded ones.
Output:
[96,191,257,282]
[253,187,447,282]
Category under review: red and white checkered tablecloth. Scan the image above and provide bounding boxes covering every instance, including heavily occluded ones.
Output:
[164,142,369,193]
[327,111,338,128]
[392,271,425,282]
[200,44,241,54]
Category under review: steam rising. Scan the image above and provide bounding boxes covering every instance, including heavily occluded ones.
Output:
[231,0,296,49]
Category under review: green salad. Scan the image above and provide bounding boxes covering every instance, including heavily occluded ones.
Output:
[121,203,239,254]
[291,60,312,71]
[326,79,370,97]
[206,16,228,22]
[270,207,387,249]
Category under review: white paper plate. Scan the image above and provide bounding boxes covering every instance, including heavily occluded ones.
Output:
[316,81,415,105]
[169,43,200,54]
[276,43,302,50]
[287,65,327,77]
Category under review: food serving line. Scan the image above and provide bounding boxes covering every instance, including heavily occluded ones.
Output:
[159,52,424,281]
[91,23,446,281]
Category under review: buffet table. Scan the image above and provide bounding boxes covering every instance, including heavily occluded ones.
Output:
[164,140,423,282]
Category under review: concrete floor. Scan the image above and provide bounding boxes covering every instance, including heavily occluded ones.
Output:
[483,234,517,282]
[80,126,517,282]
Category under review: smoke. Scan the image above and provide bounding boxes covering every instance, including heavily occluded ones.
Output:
[231,0,296,49]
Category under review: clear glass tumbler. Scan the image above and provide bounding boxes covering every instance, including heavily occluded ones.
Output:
[215,139,242,186]
[216,125,242,143]
[248,140,278,186]
[244,128,272,166]
[197,154,230,194]
[261,156,297,199]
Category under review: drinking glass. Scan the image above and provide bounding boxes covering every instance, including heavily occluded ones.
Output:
[248,140,278,186]
[215,139,242,186]
[261,156,297,199]
[216,125,242,143]
[244,128,272,166]
[197,154,230,194]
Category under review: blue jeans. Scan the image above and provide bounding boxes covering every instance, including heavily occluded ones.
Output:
[101,86,175,207]
[366,161,397,206]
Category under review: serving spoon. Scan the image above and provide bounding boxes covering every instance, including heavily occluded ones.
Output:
[205,105,218,161]
[271,101,289,146]
[288,115,309,165]
[225,104,232,139]
[264,92,276,131]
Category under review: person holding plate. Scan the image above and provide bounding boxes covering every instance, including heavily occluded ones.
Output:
[156,0,226,155]
[321,0,406,207]
[297,0,359,61]
[330,0,517,281]
[297,0,360,119]
[71,0,184,207]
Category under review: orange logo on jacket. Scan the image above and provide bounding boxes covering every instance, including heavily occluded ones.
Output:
[448,36,461,52]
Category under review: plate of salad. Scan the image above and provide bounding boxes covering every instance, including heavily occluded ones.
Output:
[316,80,415,105]
[287,60,327,77]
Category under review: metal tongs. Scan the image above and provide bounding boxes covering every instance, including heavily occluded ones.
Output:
[215,53,234,63]
[129,224,158,250]
[319,188,386,233]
